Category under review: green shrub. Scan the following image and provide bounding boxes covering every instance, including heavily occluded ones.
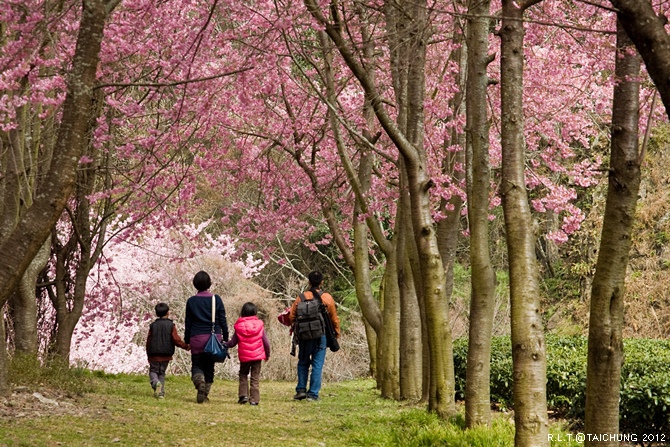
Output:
[453,335,670,434]
[9,352,94,396]
[618,338,670,434]
[454,336,514,410]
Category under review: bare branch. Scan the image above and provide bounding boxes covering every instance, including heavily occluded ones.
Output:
[437,9,616,35]
[94,67,254,90]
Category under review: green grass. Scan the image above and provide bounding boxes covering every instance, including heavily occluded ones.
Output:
[8,352,94,396]
[0,374,580,447]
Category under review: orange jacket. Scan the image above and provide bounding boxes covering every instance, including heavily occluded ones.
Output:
[289,289,340,338]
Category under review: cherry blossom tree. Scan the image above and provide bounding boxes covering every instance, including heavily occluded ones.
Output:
[208,0,624,416]
[3,5,664,442]
[0,0,120,395]
[9,0,252,365]
[69,221,265,373]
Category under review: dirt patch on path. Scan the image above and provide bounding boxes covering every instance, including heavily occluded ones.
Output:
[0,386,108,420]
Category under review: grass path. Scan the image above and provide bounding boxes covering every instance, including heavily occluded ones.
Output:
[1,374,578,447]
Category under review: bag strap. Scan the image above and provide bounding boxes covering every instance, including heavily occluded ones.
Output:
[311,289,324,307]
[299,290,323,306]
[210,294,216,333]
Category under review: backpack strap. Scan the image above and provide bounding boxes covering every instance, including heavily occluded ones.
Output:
[299,289,323,304]
[310,289,325,308]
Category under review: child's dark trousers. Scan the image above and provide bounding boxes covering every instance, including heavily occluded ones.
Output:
[239,360,262,403]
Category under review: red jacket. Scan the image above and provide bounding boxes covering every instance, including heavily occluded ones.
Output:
[232,316,267,362]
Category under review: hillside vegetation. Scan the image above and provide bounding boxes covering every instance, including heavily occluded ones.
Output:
[551,123,670,339]
[446,124,670,341]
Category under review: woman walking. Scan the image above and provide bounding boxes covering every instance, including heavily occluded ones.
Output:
[184,270,229,403]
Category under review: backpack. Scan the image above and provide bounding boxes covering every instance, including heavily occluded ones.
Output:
[294,292,326,341]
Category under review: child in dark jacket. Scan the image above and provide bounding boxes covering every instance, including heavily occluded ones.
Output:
[146,302,189,398]
[225,302,271,405]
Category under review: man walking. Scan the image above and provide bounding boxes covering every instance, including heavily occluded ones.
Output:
[289,271,340,401]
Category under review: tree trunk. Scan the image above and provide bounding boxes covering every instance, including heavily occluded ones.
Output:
[46,86,107,362]
[464,0,496,427]
[0,0,112,393]
[399,251,422,400]
[392,0,455,417]
[363,317,378,377]
[379,251,401,399]
[435,0,466,411]
[356,134,399,399]
[0,306,7,395]
[398,166,422,400]
[584,21,641,447]
[51,232,91,360]
[11,238,51,354]
[403,188,431,402]
[609,0,670,120]
[500,1,548,445]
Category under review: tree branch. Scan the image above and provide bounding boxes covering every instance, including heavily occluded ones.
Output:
[94,67,254,90]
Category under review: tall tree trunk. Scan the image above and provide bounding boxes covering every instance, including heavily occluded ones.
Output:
[11,238,51,354]
[379,250,401,399]
[382,1,422,401]
[50,230,92,360]
[0,306,6,394]
[399,252,422,399]
[0,0,113,394]
[355,122,399,399]
[47,87,108,362]
[609,0,670,120]
[500,1,548,445]
[363,317,378,377]
[435,0,466,410]
[398,165,422,400]
[403,189,431,402]
[353,158,385,382]
[398,182,440,403]
[393,0,455,417]
[464,0,496,427]
[584,21,641,447]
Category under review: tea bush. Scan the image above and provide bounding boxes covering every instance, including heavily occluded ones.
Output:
[453,335,670,435]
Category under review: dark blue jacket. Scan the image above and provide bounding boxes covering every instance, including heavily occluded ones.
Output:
[184,292,229,343]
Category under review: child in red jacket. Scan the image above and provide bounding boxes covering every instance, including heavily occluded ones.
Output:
[225,302,271,405]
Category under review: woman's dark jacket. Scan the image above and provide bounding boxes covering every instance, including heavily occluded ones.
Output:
[184,292,229,351]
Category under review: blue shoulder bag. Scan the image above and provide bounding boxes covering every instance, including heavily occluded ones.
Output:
[203,294,229,363]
